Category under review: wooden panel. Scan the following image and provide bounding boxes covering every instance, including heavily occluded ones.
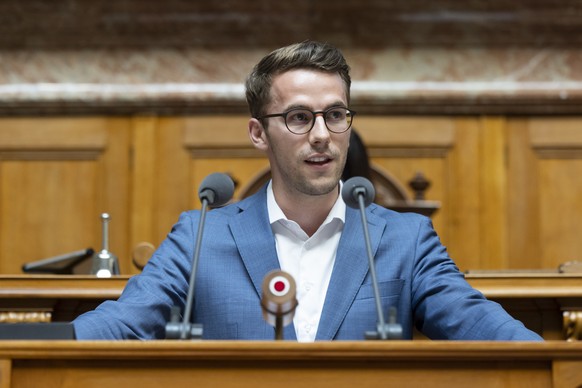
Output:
[10,359,551,388]
[507,121,541,269]
[538,159,582,267]
[127,116,193,258]
[479,117,509,269]
[3,341,581,388]
[0,118,131,275]
[0,118,107,151]
[129,115,269,256]
[0,359,10,388]
[0,161,98,274]
[553,361,582,388]
[356,117,459,266]
[530,120,582,149]
[355,116,455,149]
[2,114,582,275]
[506,118,582,270]
[182,115,269,208]
[182,115,254,149]
[129,116,157,274]
[190,159,270,208]
[155,117,191,237]
[446,118,481,270]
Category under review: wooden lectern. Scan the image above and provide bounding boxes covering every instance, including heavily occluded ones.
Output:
[2,275,582,387]
[1,341,582,388]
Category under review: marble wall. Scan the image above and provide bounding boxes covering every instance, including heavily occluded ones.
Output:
[1,0,582,115]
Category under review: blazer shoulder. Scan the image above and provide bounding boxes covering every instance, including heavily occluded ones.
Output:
[369,203,431,226]
[187,188,266,220]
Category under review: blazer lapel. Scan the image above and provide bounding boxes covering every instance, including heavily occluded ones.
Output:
[228,187,298,340]
[316,205,386,340]
[229,188,280,296]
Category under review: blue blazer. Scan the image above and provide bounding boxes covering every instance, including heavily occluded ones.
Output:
[74,186,541,341]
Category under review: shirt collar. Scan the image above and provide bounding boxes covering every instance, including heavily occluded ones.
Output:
[266,180,346,226]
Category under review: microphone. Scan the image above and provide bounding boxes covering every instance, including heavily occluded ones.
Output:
[198,172,235,207]
[22,248,94,274]
[261,270,298,340]
[342,177,403,340]
[166,172,235,340]
[90,213,120,278]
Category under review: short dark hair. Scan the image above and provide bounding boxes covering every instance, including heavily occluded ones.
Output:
[245,40,351,120]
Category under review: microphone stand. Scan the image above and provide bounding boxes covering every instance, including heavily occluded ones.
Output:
[180,194,210,339]
[348,179,403,340]
[165,172,235,340]
[355,189,388,340]
[165,196,209,340]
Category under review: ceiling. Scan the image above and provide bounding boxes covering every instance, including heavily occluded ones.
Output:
[1,0,581,49]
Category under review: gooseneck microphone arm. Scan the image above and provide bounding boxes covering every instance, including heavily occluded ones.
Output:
[342,177,403,340]
[165,172,235,340]
[355,186,388,339]
[179,195,210,339]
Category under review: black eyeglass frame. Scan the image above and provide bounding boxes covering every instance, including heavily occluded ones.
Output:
[257,106,356,135]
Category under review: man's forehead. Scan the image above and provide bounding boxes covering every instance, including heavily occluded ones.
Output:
[268,70,347,107]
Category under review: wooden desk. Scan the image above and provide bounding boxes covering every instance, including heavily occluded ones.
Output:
[1,274,581,340]
[1,341,581,388]
[467,273,582,341]
[0,276,127,323]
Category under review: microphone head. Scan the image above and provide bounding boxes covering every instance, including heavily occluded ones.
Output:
[198,173,235,207]
[261,270,298,327]
[342,176,375,209]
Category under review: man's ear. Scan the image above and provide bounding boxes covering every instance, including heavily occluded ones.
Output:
[248,118,268,151]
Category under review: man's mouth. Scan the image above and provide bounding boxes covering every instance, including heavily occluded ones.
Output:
[305,156,332,165]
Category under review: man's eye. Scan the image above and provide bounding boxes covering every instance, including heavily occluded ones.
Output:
[288,111,311,123]
[327,109,346,121]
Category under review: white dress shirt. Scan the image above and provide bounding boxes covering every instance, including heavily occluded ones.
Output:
[267,181,345,342]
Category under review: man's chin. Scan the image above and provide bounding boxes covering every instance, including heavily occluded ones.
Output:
[300,179,340,197]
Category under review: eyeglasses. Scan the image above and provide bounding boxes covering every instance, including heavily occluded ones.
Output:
[257,106,356,135]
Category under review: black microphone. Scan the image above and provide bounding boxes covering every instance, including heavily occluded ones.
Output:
[165,172,235,340]
[261,270,298,340]
[22,248,94,274]
[342,177,402,340]
[342,176,375,209]
[199,172,235,207]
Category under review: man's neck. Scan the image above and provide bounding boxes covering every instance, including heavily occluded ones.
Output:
[273,186,340,237]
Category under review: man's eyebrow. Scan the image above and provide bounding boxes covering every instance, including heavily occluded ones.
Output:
[283,102,348,111]
[284,103,309,111]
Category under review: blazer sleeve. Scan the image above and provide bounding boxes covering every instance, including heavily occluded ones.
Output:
[73,211,197,339]
[410,217,542,341]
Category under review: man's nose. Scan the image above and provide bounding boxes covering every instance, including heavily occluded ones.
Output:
[309,114,330,140]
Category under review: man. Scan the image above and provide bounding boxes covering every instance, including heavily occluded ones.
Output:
[73,41,542,341]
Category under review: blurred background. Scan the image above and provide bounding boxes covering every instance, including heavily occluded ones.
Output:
[1,0,582,275]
